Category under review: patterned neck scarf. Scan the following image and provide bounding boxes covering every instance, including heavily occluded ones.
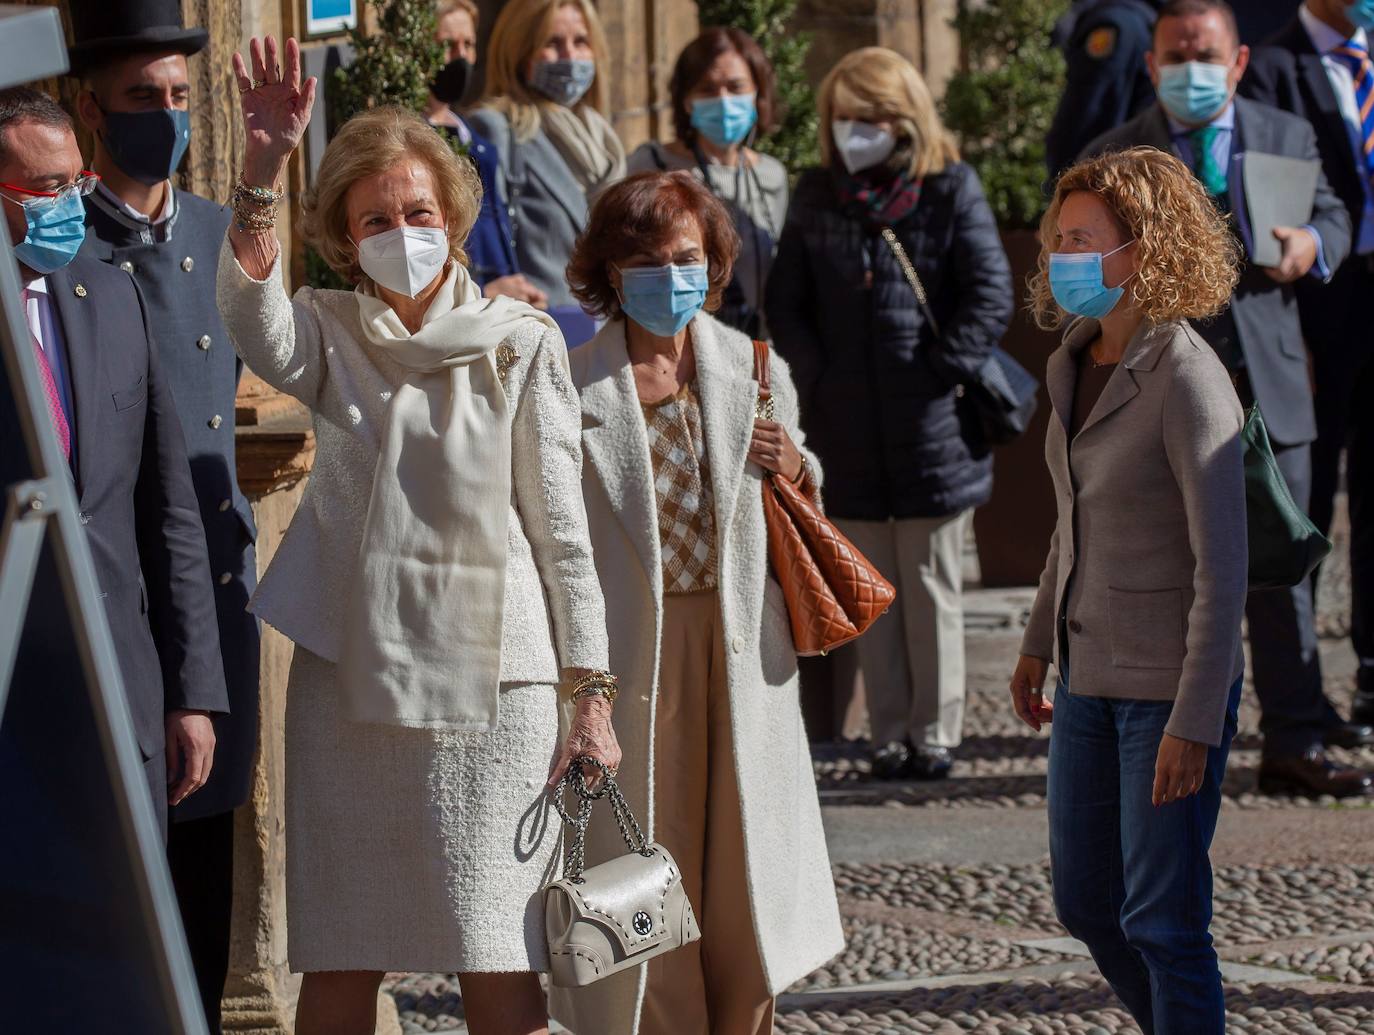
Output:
[834,165,922,229]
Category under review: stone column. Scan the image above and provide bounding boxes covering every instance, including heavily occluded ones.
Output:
[220,401,312,1035]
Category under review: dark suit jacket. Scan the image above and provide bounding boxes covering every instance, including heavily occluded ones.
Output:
[0,255,228,764]
[81,190,258,821]
[1243,17,1367,248]
[1083,98,1352,446]
[1243,17,1373,372]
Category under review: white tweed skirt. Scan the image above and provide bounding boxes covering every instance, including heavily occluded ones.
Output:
[284,647,562,974]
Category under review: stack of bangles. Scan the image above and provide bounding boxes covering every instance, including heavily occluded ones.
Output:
[571,670,619,705]
[232,176,283,234]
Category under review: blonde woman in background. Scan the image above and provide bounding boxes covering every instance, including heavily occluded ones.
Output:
[217,37,619,1035]
[765,48,1012,782]
[467,0,626,312]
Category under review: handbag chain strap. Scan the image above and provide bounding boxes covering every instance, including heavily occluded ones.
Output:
[552,756,652,884]
[880,227,942,338]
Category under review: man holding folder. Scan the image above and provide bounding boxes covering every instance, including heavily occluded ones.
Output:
[1084,0,1374,798]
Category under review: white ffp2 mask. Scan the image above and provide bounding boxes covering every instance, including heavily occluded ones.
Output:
[832,119,897,174]
[355,225,449,298]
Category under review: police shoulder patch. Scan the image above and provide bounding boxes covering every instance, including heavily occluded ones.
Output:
[1085,26,1118,59]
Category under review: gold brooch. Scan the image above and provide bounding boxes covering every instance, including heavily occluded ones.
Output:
[495,343,519,384]
[73,284,87,298]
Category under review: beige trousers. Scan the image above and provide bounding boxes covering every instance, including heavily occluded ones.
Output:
[639,590,774,1035]
[836,511,971,750]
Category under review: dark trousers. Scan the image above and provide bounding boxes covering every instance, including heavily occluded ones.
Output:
[167,810,235,1034]
[1306,262,1374,689]
[1049,665,1241,1035]
[1245,439,1341,756]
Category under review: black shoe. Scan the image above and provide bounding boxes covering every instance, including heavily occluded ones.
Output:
[871,741,913,780]
[1352,672,1374,726]
[1324,721,1374,749]
[909,745,953,781]
[1257,750,1374,799]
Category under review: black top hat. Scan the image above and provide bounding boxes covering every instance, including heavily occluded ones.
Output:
[66,0,209,77]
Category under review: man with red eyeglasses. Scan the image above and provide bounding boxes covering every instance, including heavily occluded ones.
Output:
[0,81,227,960]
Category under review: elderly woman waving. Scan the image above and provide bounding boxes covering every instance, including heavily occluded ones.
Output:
[551,170,843,1035]
[217,38,618,1035]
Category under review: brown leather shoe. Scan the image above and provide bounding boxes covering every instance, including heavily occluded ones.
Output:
[1258,750,1374,799]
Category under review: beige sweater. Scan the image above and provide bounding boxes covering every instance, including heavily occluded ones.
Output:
[215,237,609,686]
[1021,317,1247,746]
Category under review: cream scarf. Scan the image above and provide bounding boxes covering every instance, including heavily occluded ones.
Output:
[541,103,627,196]
[339,261,559,729]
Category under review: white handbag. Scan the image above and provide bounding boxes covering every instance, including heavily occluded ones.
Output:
[545,757,700,987]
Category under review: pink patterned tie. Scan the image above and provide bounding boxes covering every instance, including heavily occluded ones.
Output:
[22,288,71,461]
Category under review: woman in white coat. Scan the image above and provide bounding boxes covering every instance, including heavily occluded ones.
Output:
[553,170,844,1035]
[217,38,619,1035]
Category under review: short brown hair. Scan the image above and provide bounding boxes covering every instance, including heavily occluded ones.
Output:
[301,106,482,283]
[568,171,739,320]
[1029,147,1240,329]
[669,28,777,145]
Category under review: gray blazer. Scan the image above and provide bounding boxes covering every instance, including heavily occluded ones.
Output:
[1021,318,1248,746]
[466,107,588,309]
[1084,98,1353,447]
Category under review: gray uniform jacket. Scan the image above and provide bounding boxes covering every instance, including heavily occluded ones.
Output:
[1021,318,1247,747]
[1084,97,1352,447]
[466,107,588,309]
[81,189,260,821]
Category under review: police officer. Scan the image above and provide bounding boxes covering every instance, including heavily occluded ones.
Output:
[65,2,260,1030]
[1046,0,1162,179]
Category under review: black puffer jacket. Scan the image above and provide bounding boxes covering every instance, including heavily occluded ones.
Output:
[765,162,1013,520]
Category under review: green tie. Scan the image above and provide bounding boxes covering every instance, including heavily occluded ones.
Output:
[1188,125,1228,197]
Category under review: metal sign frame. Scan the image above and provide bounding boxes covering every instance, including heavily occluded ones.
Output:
[0,6,209,1032]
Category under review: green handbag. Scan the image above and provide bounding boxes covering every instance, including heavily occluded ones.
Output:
[1243,405,1332,590]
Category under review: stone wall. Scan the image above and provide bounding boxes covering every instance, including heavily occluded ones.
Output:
[794,0,960,98]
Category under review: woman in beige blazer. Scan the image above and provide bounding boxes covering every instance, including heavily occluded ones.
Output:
[217,39,618,1035]
[1009,147,1246,1034]
[551,171,844,1035]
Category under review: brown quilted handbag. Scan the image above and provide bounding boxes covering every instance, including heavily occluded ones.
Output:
[753,340,896,656]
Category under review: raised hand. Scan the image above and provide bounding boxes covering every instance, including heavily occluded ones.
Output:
[231,35,317,186]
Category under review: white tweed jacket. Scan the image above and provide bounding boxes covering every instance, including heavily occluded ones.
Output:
[215,237,609,685]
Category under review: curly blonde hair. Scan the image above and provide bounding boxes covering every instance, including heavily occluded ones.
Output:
[1028,147,1240,330]
[301,106,482,284]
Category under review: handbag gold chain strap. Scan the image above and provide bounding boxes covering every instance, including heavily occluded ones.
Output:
[553,757,653,884]
[880,227,942,337]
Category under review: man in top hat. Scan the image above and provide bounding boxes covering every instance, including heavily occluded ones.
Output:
[65,1,260,1029]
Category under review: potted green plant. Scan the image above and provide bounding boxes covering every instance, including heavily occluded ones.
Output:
[942,0,1068,587]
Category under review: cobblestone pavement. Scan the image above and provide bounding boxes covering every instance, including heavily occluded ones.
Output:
[386,508,1374,1033]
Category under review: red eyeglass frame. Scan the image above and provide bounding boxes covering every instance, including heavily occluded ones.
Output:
[0,170,101,198]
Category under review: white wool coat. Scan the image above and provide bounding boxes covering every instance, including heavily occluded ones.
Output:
[551,313,844,1034]
[215,239,609,685]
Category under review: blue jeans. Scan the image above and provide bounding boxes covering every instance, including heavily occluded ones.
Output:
[1048,666,1242,1035]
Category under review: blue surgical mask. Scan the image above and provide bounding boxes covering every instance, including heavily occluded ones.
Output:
[4,189,87,274]
[690,93,758,148]
[1157,61,1232,125]
[1348,1,1374,31]
[1048,241,1135,319]
[616,262,709,336]
[100,107,192,186]
[530,59,597,106]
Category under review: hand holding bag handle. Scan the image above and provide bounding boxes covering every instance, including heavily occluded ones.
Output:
[753,341,896,656]
[544,757,700,987]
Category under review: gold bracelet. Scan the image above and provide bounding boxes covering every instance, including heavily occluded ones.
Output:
[571,670,619,704]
